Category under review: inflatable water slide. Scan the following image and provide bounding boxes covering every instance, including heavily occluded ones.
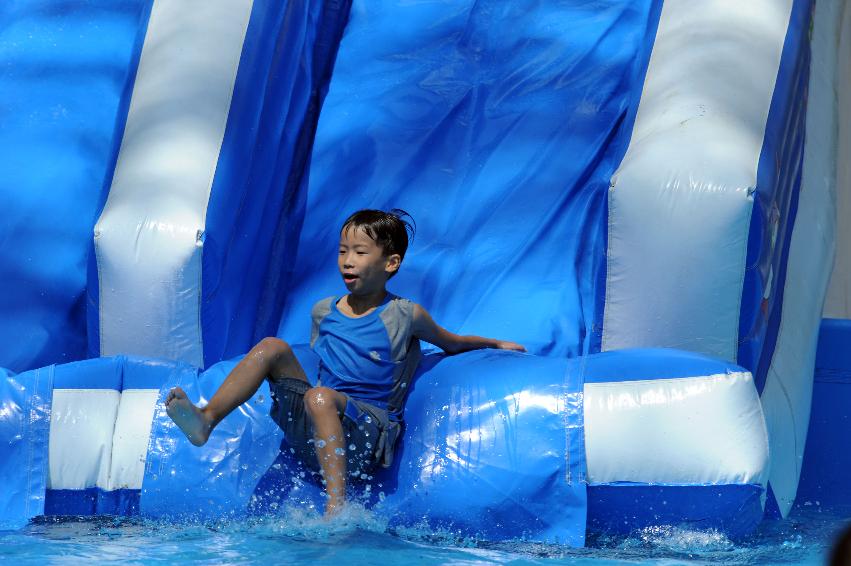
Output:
[1,0,845,546]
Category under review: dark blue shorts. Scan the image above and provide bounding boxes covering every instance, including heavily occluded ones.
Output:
[268,377,386,476]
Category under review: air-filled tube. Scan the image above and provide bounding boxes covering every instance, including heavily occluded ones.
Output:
[0,348,768,543]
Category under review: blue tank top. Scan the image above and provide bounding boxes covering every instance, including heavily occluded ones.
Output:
[310,294,421,420]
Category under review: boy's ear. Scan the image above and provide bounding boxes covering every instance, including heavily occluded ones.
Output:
[385,253,402,274]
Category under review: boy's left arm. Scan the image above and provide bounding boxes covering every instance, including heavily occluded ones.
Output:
[412,304,526,355]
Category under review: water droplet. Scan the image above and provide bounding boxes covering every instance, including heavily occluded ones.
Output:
[361,473,368,480]
[379,491,386,502]
[365,442,372,449]
[316,439,327,448]
[257,394,265,404]
[349,443,356,451]
[364,416,372,424]
[334,447,345,456]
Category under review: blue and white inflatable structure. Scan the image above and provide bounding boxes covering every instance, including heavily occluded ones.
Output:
[1,0,848,546]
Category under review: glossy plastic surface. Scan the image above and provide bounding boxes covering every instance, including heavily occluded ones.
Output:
[0,1,151,372]
[0,0,835,544]
[277,0,662,358]
[0,347,773,544]
[0,366,52,529]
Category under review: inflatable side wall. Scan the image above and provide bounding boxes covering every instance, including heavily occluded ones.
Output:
[603,0,831,516]
[0,1,151,373]
[0,0,837,543]
[91,0,352,368]
[0,347,766,545]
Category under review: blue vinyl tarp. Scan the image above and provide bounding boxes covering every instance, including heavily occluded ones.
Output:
[0,1,151,373]
[739,0,812,389]
[141,345,586,544]
[276,0,662,359]
[0,366,52,529]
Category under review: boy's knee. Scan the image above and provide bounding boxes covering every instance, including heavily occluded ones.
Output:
[304,386,337,416]
[258,337,292,358]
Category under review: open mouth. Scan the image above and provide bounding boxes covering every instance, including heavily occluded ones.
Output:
[343,273,359,284]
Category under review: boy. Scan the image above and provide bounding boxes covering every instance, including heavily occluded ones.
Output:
[165,209,525,515]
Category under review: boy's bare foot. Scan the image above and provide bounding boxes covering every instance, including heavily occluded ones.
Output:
[165,387,212,446]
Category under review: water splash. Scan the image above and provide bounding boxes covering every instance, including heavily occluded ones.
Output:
[636,525,734,553]
[254,502,389,541]
[5,506,843,564]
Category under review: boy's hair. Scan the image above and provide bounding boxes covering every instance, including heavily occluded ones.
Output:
[341,209,416,276]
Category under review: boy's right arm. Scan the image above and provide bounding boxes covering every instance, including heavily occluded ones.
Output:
[411,304,525,355]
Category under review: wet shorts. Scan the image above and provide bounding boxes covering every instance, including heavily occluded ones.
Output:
[268,377,393,476]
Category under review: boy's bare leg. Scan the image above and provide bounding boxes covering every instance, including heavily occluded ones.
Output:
[304,386,349,515]
[166,337,308,446]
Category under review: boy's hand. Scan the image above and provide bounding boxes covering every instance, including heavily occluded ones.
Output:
[494,340,526,352]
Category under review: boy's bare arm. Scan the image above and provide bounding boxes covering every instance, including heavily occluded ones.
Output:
[412,304,526,355]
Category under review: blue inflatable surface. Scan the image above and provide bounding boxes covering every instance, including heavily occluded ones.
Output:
[0,0,830,547]
[277,0,661,358]
[740,0,812,391]
[142,346,586,543]
[0,345,769,542]
[0,1,151,372]
[0,366,51,529]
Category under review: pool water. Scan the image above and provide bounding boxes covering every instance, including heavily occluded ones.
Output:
[0,504,847,565]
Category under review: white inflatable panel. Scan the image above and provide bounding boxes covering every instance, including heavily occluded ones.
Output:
[603,0,793,360]
[109,389,160,490]
[94,0,254,367]
[585,372,769,486]
[824,1,851,319]
[761,0,841,517]
[47,389,120,490]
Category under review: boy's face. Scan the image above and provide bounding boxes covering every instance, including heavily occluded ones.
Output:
[338,226,401,294]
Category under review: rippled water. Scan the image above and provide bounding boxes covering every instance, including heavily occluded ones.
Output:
[0,505,846,565]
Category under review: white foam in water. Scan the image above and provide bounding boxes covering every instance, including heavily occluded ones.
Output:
[257,502,389,540]
[636,525,735,553]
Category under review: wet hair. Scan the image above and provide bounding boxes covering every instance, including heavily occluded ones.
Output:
[341,209,416,276]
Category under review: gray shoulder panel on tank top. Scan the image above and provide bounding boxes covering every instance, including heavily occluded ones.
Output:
[310,296,334,347]
[380,296,421,419]
[379,296,415,362]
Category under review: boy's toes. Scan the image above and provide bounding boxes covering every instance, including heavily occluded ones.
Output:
[165,386,186,406]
